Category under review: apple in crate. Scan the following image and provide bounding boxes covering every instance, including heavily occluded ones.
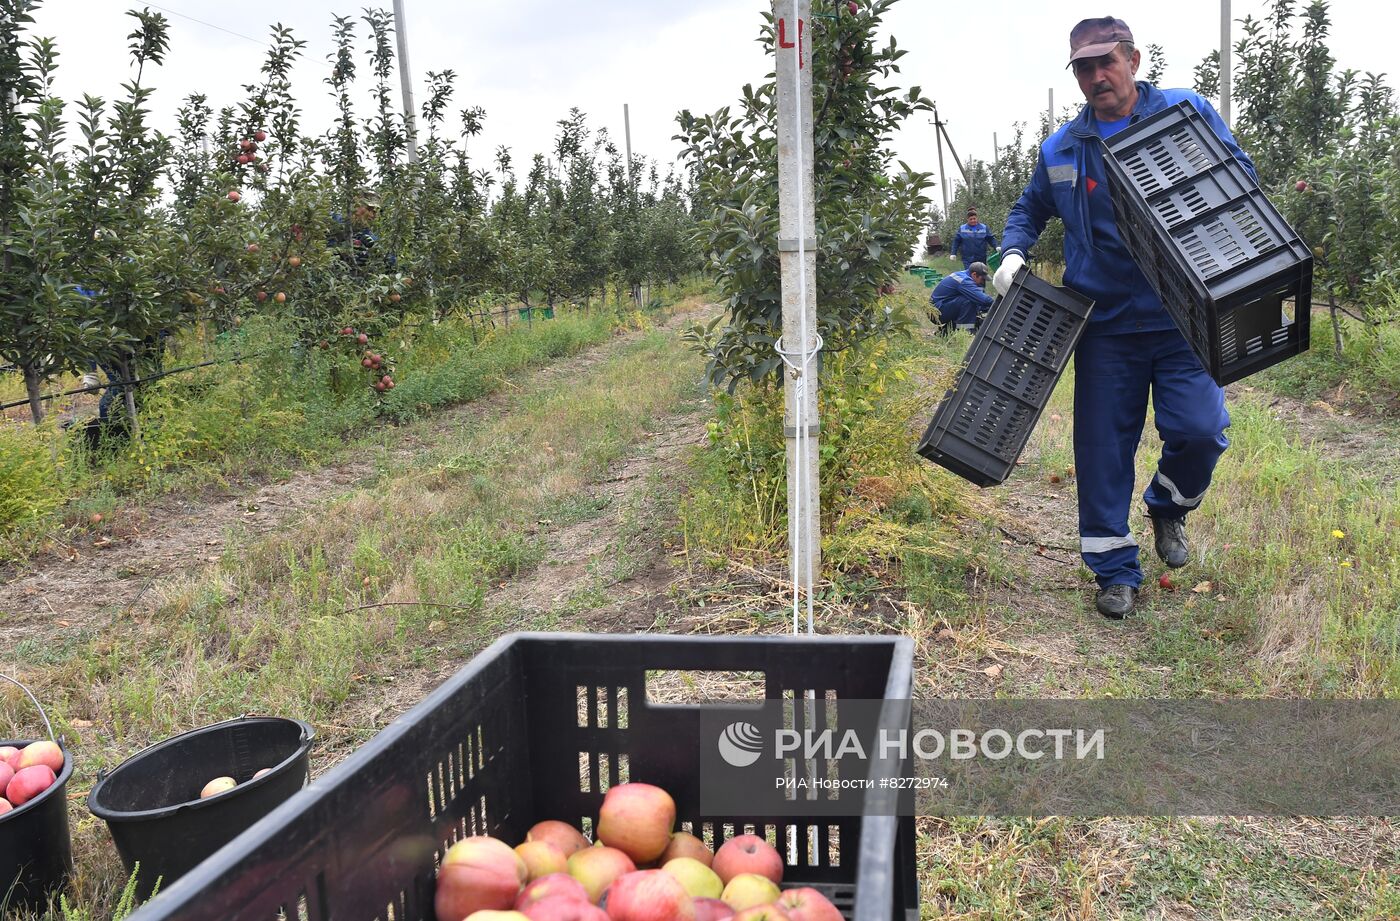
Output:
[464,913,531,921]
[693,898,736,921]
[712,836,783,884]
[596,783,675,864]
[777,889,843,921]
[567,846,635,903]
[662,858,722,899]
[719,875,781,912]
[516,841,569,880]
[17,740,63,773]
[528,820,591,857]
[732,906,790,921]
[603,869,695,921]
[660,832,713,866]
[517,873,590,911]
[6,765,56,806]
[201,776,237,799]
[521,897,609,921]
[436,836,529,921]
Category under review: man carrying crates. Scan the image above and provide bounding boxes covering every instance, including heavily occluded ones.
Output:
[993,16,1258,619]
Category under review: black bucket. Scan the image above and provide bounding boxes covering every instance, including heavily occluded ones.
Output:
[87,716,314,900]
[1,675,75,914]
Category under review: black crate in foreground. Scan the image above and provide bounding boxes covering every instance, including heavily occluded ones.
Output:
[1103,101,1312,385]
[918,266,1095,487]
[127,633,918,921]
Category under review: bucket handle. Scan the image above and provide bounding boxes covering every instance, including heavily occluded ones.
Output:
[0,674,56,743]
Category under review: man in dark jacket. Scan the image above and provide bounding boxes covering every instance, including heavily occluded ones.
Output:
[930,263,994,334]
[950,208,999,273]
[995,17,1256,619]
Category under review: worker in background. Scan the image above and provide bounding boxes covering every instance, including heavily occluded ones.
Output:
[994,16,1256,619]
[950,208,999,275]
[929,262,994,335]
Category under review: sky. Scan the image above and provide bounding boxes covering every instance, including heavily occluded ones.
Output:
[26,1,1400,205]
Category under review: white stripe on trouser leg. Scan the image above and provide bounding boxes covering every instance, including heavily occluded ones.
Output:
[1155,471,1205,509]
[1081,535,1139,554]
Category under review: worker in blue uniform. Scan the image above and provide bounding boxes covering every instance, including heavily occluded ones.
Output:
[929,263,994,334]
[950,208,999,273]
[995,16,1255,619]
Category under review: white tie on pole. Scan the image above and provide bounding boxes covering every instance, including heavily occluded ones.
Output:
[775,0,820,637]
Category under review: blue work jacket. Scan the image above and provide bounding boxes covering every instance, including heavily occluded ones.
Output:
[930,270,995,327]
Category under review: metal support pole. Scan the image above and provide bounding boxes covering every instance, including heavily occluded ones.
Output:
[623,103,634,189]
[776,0,820,632]
[993,132,999,167]
[392,0,419,165]
[932,108,949,217]
[1220,0,1232,126]
[937,120,968,186]
[1048,88,1054,136]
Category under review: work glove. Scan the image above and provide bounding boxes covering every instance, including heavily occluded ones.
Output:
[80,372,101,390]
[948,254,958,262]
[993,253,1025,296]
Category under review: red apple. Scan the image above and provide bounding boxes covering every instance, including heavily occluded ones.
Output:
[436,837,529,921]
[362,358,375,368]
[522,897,610,921]
[237,154,251,165]
[288,256,302,268]
[201,776,236,799]
[1159,574,1175,591]
[712,836,783,885]
[661,858,722,899]
[0,746,19,768]
[464,914,531,921]
[528,820,590,857]
[693,898,735,921]
[732,906,790,921]
[240,139,254,152]
[254,130,268,142]
[719,875,781,912]
[604,870,695,921]
[0,762,14,796]
[247,242,260,254]
[659,832,712,866]
[253,768,273,780]
[6,764,56,806]
[567,846,635,904]
[847,1,858,12]
[1295,180,1308,192]
[776,889,842,921]
[274,292,287,303]
[227,190,241,202]
[517,841,568,881]
[17,741,63,773]
[0,798,11,816]
[389,292,402,303]
[256,290,268,302]
[596,783,676,864]
[357,333,369,344]
[516,873,589,911]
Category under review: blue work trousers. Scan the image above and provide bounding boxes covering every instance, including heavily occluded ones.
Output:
[1073,330,1229,589]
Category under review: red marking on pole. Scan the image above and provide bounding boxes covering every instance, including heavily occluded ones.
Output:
[777,17,806,68]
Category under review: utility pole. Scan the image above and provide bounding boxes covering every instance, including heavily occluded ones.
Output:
[932,107,949,216]
[392,0,419,165]
[1048,88,1054,137]
[993,132,999,167]
[623,103,634,188]
[1220,0,1232,126]
[936,119,968,187]
[776,0,819,634]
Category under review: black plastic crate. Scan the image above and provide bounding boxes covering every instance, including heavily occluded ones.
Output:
[1102,101,1312,385]
[128,633,919,921]
[917,266,1095,487]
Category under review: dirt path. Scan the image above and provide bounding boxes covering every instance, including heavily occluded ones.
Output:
[0,306,704,656]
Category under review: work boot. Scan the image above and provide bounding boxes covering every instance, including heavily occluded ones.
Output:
[1151,515,1189,569]
[1096,584,1138,619]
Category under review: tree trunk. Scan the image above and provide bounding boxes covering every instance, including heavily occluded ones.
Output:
[1329,294,1343,361]
[118,358,141,438]
[23,365,45,425]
